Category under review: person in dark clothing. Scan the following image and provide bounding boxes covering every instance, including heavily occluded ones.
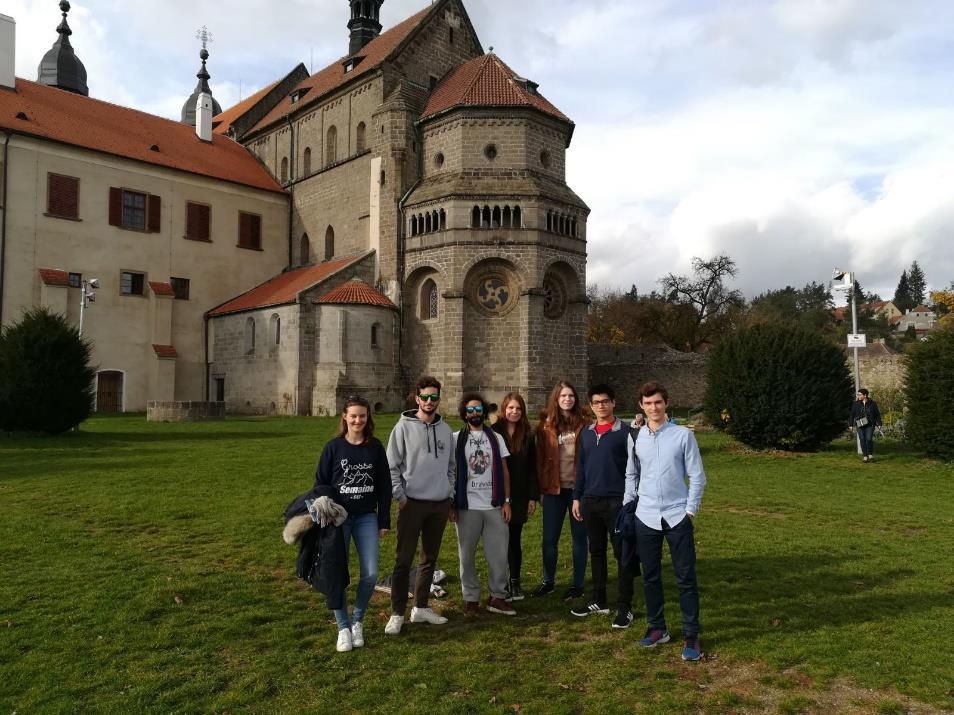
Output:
[849,389,883,462]
[492,392,539,602]
[570,384,637,629]
[314,396,391,652]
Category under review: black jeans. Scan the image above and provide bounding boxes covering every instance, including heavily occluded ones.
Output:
[508,521,524,582]
[858,425,875,457]
[581,496,634,609]
[636,515,700,637]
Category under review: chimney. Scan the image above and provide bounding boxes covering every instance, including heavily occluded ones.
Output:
[0,14,14,90]
[196,92,213,141]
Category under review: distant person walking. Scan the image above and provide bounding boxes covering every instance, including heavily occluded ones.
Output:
[850,388,883,463]
[384,376,456,635]
[532,381,590,601]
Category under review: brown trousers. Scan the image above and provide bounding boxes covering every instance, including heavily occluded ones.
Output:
[391,498,450,614]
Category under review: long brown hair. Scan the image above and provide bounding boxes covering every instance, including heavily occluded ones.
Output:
[493,392,531,454]
[336,395,375,444]
[539,380,587,433]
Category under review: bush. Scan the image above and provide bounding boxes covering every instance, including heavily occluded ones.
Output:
[704,323,854,451]
[905,328,954,460]
[0,308,95,434]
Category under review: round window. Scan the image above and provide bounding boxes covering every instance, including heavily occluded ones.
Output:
[484,144,497,160]
[467,268,519,316]
[543,273,567,319]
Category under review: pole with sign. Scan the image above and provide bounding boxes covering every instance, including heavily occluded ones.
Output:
[833,269,863,454]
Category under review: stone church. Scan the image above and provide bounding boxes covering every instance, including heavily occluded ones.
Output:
[0,0,588,415]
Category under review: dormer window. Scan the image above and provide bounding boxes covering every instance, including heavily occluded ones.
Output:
[342,56,364,73]
[290,88,310,104]
[514,76,539,96]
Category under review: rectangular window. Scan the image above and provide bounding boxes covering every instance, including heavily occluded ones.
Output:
[120,271,145,296]
[47,173,80,219]
[122,190,147,230]
[238,212,262,250]
[68,272,82,288]
[185,201,211,241]
[170,277,190,300]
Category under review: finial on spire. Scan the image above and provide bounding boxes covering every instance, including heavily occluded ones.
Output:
[195,25,213,52]
[57,1,73,40]
[181,24,222,125]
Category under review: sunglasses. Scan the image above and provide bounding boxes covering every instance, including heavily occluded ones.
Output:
[418,393,441,402]
[465,406,484,414]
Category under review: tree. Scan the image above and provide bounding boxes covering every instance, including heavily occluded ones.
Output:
[0,308,95,434]
[658,254,745,351]
[704,323,854,451]
[748,282,834,332]
[893,270,913,313]
[931,289,954,329]
[908,261,927,306]
[905,328,954,460]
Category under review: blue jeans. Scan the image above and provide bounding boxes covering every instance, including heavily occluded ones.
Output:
[333,512,379,630]
[541,488,588,588]
[636,515,700,637]
[858,425,876,457]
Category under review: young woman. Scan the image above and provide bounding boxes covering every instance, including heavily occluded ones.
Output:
[533,381,590,600]
[314,396,391,652]
[492,392,539,601]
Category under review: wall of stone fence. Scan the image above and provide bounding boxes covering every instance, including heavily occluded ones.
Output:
[146,401,226,422]
[588,344,708,411]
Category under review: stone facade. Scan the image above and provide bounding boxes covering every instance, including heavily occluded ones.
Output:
[147,401,225,422]
[588,344,709,411]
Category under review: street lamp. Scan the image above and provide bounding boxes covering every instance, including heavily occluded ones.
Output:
[78,278,99,337]
[833,269,862,453]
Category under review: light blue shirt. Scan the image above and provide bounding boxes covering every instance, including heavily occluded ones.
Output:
[624,421,706,530]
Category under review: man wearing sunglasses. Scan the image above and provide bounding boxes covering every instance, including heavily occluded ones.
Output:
[384,376,456,636]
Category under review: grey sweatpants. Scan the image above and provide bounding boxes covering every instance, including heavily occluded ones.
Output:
[455,508,509,601]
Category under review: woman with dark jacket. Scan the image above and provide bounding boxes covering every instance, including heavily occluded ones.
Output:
[532,381,590,600]
[493,392,539,602]
[850,388,883,463]
[314,396,391,652]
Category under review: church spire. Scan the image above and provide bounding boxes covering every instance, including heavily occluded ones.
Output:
[36,1,89,96]
[181,26,223,126]
[348,0,384,56]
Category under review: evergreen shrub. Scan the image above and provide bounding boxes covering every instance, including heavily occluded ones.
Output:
[0,308,95,434]
[905,328,954,460]
[704,323,853,450]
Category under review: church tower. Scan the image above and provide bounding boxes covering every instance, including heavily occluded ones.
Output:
[348,0,384,56]
[36,1,88,96]
[181,27,223,126]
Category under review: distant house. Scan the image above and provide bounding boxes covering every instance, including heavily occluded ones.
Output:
[896,305,937,335]
[831,300,901,327]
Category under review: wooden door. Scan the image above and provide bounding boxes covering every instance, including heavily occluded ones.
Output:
[96,371,123,412]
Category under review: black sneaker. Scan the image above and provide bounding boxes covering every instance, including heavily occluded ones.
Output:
[561,585,584,601]
[508,581,525,602]
[570,601,610,617]
[612,609,634,629]
[531,582,555,597]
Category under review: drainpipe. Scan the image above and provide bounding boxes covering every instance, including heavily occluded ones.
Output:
[397,176,421,387]
[0,131,10,326]
[203,312,210,401]
[285,115,295,269]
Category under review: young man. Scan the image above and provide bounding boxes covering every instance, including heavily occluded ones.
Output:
[849,388,882,463]
[626,381,707,661]
[452,393,515,616]
[570,384,637,628]
[384,376,456,635]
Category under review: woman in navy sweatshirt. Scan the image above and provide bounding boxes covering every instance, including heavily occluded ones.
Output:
[315,396,391,652]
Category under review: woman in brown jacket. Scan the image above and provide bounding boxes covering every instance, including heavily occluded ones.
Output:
[532,381,590,600]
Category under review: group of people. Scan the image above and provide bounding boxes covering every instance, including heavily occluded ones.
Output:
[308,376,708,662]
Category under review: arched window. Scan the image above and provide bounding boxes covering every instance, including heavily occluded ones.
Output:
[431,210,439,231]
[502,205,512,228]
[326,126,337,166]
[472,206,481,228]
[300,233,310,265]
[303,147,312,176]
[425,212,432,233]
[570,218,577,237]
[371,322,380,347]
[547,210,553,232]
[439,209,446,230]
[324,226,335,260]
[244,317,256,354]
[270,313,281,346]
[492,206,501,228]
[482,206,491,228]
[513,205,522,228]
[410,215,418,236]
[356,121,366,153]
[559,214,566,235]
[420,278,438,320]
[280,157,288,183]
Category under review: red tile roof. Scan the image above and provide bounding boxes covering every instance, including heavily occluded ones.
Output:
[316,278,396,309]
[149,281,175,297]
[421,53,569,124]
[38,268,70,287]
[152,344,178,358]
[208,253,370,317]
[213,78,280,135]
[912,304,932,313]
[248,5,433,135]
[1,79,283,193]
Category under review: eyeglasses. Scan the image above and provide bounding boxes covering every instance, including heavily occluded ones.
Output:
[465,406,484,414]
[591,399,613,406]
[418,393,441,402]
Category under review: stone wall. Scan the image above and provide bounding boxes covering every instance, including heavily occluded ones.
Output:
[856,355,905,391]
[147,401,225,422]
[588,344,708,411]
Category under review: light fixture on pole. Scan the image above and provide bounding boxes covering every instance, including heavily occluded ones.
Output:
[833,268,862,454]
[78,278,99,337]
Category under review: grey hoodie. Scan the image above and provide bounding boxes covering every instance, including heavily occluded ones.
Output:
[387,409,456,502]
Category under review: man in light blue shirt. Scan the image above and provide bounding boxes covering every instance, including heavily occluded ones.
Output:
[624,381,706,661]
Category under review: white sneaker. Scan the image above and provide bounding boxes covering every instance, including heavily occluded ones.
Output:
[350,621,365,648]
[336,628,353,652]
[410,606,448,625]
[384,614,404,635]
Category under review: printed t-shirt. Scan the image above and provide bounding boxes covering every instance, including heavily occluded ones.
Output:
[454,429,510,509]
[558,430,577,489]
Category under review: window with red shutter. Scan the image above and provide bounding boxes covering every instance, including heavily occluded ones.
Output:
[47,174,80,219]
[238,212,262,250]
[185,202,211,241]
[147,194,161,233]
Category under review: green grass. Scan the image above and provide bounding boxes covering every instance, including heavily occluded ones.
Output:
[1,415,953,713]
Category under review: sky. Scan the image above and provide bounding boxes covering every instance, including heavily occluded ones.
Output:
[8,0,954,304]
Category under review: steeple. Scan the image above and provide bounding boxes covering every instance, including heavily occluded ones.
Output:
[181,26,223,126]
[36,1,89,96]
[348,0,384,56]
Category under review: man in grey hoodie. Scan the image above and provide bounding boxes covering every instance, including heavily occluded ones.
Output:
[384,376,456,635]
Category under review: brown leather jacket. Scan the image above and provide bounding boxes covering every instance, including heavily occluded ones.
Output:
[535,417,590,496]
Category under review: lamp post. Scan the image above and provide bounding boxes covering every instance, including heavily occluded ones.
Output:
[833,269,861,453]
[78,278,99,337]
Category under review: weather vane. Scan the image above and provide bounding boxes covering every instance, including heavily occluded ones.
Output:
[195,25,214,51]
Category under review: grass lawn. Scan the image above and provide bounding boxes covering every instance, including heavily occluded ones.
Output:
[1,414,952,714]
